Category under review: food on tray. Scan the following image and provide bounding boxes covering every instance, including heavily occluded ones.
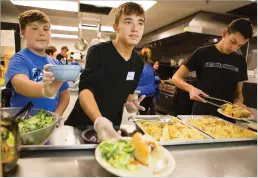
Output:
[221,103,252,118]
[187,117,256,139]
[136,117,207,141]
[18,109,54,134]
[99,132,164,171]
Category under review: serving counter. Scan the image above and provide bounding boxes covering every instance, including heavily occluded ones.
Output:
[4,119,257,177]
[6,141,257,177]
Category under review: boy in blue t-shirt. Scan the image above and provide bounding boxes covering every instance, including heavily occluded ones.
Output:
[5,10,70,116]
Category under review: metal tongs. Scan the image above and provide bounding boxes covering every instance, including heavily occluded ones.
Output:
[13,102,33,121]
[201,96,232,108]
[128,115,174,124]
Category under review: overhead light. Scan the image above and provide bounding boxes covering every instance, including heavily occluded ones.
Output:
[10,1,78,12]
[51,34,78,39]
[80,1,157,11]
[51,25,78,32]
[81,24,114,32]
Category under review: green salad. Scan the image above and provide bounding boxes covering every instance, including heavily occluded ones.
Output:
[99,139,138,171]
[18,109,54,134]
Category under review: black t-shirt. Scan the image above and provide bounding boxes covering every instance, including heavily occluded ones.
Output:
[65,41,144,127]
[56,53,68,65]
[184,45,248,116]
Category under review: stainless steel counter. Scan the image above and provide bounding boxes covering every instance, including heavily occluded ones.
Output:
[6,141,257,177]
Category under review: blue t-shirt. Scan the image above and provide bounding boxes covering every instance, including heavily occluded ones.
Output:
[70,62,83,72]
[5,48,69,112]
[136,64,155,97]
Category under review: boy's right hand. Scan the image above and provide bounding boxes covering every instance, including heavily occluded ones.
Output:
[94,117,121,142]
[189,86,209,103]
[42,64,63,98]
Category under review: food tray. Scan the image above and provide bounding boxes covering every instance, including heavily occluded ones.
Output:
[131,115,215,146]
[177,115,257,142]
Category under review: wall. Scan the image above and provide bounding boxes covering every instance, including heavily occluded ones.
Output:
[150,33,219,64]
[0,30,15,57]
[246,37,257,70]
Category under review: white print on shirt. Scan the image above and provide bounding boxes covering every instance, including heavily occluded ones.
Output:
[204,62,239,72]
[32,68,44,82]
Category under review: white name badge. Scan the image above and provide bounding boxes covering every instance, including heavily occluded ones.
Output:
[126,72,135,81]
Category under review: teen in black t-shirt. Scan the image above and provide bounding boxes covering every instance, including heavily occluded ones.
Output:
[64,2,146,142]
[65,41,144,127]
[172,18,254,120]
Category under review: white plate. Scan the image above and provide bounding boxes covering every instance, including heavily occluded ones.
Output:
[217,108,255,121]
[95,137,176,177]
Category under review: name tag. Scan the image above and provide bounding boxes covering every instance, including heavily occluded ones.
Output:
[126,72,135,81]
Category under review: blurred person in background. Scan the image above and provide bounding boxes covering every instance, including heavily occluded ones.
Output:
[45,45,57,59]
[149,60,162,115]
[136,47,155,115]
[56,46,69,65]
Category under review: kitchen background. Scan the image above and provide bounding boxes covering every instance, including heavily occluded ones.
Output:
[0,0,257,122]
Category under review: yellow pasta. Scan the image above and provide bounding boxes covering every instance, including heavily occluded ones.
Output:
[136,117,207,141]
[187,117,256,139]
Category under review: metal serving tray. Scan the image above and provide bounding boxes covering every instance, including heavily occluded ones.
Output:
[131,115,217,146]
[177,115,257,142]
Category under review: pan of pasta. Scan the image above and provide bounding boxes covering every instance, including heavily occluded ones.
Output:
[177,115,257,141]
[131,115,214,146]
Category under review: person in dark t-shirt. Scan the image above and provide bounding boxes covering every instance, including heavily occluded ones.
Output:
[172,18,254,121]
[64,2,146,142]
[56,46,69,65]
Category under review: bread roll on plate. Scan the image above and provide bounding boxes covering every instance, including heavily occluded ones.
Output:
[232,108,251,118]
[132,132,164,167]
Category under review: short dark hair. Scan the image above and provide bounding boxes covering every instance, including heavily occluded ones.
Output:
[227,18,254,39]
[45,46,57,56]
[61,46,69,51]
[19,10,50,30]
[114,2,145,25]
[151,60,159,67]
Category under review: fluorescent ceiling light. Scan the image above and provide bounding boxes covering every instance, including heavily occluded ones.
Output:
[81,24,114,32]
[10,1,78,12]
[51,25,78,32]
[80,1,157,11]
[51,34,78,39]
